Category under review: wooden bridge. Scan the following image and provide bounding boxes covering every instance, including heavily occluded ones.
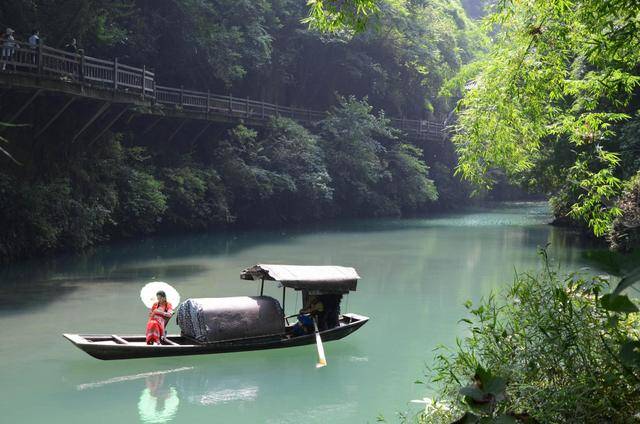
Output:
[0,41,446,145]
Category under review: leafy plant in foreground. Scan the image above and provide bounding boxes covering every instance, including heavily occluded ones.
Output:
[418,250,640,423]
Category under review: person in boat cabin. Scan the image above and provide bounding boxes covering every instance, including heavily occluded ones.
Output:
[146,290,173,345]
[291,295,325,336]
[320,294,342,329]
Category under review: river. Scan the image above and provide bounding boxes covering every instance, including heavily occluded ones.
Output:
[0,202,602,423]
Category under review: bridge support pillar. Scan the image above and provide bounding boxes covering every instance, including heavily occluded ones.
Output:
[141,117,162,135]
[5,89,42,125]
[206,90,210,118]
[167,120,187,143]
[191,122,211,145]
[113,58,119,91]
[34,96,76,140]
[89,105,129,146]
[71,102,111,143]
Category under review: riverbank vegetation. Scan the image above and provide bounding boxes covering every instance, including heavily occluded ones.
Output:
[0,116,461,265]
[416,251,640,423]
[0,98,442,261]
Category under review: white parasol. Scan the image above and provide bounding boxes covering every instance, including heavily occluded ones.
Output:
[140,282,180,309]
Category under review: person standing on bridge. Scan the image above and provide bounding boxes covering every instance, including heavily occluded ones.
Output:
[28,30,40,66]
[65,38,79,54]
[1,28,19,71]
[28,30,40,47]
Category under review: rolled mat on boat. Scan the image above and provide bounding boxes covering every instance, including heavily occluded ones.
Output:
[177,296,284,343]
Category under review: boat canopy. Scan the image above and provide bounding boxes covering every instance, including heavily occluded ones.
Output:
[240,264,360,293]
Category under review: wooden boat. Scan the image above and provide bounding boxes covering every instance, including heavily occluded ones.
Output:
[64,264,369,360]
[63,313,368,360]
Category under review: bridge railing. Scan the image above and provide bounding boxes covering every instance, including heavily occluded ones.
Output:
[1,40,443,138]
[391,118,445,137]
[156,85,329,122]
[4,42,155,97]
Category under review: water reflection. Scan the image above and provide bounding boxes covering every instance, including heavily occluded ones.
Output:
[76,367,193,391]
[68,343,369,423]
[189,385,259,405]
[138,373,180,423]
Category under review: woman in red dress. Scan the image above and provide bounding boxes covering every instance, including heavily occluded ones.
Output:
[146,290,173,345]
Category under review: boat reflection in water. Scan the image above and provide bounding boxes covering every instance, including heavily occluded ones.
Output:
[135,367,262,422]
[72,345,367,423]
[138,373,180,423]
[185,383,259,406]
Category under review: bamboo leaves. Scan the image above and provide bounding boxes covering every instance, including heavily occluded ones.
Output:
[448,0,640,238]
[303,0,380,34]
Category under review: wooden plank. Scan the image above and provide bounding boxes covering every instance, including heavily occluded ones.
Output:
[111,335,129,345]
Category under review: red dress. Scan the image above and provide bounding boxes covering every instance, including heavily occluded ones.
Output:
[146,302,173,345]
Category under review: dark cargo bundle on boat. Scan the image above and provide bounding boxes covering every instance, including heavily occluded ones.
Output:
[177,296,284,343]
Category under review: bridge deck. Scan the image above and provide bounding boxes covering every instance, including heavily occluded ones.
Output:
[0,41,445,140]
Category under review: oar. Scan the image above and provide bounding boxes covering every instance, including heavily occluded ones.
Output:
[312,317,327,368]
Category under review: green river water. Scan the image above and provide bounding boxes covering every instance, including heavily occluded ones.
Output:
[0,202,602,423]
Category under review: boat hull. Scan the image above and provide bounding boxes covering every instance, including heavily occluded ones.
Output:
[63,313,368,360]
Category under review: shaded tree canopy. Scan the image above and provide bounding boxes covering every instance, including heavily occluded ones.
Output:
[442,0,640,240]
[0,0,485,261]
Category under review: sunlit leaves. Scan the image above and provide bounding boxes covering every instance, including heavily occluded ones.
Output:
[448,0,640,237]
[303,0,380,34]
[567,151,623,236]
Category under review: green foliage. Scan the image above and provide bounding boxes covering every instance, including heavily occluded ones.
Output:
[0,1,480,260]
[113,168,167,237]
[618,113,640,178]
[320,96,396,216]
[0,137,163,260]
[303,0,380,34]
[259,117,333,221]
[161,166,230,230]
[447,0,640,238]
[207,119,331,224]
[566,150,623,236]
[421,253,640,423]
[319,97,438,216]
[0,153,118,259]
[385,144,438,212]
[211,124,294,224]
[1,0,480,117]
